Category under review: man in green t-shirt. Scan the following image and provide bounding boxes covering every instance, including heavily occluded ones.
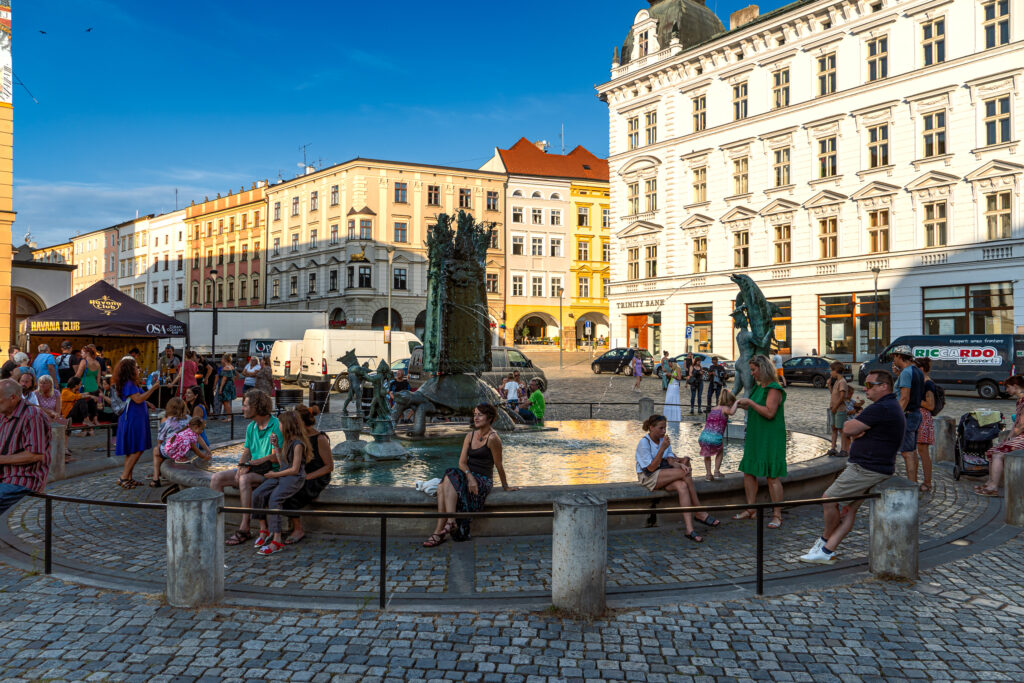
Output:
[517,378,545,425]
[211,389,283,545]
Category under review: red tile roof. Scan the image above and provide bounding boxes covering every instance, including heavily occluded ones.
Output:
[497,138,609,181]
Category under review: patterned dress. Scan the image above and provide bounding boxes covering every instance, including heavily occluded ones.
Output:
[699,408,729,458]
[986,395,1024,461]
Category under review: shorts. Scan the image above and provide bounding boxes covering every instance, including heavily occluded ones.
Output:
[824,462,891,500]
[901,410,922,453]
[828,410,848,430]
[247,459,274,476]
[775,368,784,377]
[637,470,659,491]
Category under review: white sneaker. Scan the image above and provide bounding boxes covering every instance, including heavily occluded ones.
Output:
[799,546,837,564]
[805,537,824,556]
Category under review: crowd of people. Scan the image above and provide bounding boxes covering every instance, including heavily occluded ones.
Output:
[500,371,545,425]
[657,351,729,417]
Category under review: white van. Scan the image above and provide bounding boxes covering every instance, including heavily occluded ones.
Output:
[269,340,304,384]
[299,329,422,385]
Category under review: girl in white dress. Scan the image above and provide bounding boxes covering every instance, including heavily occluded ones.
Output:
[664,359,682,422]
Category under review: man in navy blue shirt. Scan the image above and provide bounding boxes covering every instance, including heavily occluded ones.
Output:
[892,344,925,484]
[799,370,905,564]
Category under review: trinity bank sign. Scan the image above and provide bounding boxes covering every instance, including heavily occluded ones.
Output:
[616,299,665,310]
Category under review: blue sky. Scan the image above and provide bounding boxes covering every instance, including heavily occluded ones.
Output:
[16,0,786,246]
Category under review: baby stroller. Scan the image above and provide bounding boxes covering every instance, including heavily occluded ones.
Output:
[953,410,1004,480]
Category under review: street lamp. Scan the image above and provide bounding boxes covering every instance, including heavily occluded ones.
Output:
[386,245,395,365]
[208,268,219,356]
[871,266,881,355]
[557,287,564,370]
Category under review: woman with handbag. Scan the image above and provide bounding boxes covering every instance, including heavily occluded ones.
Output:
[113,356,161,489]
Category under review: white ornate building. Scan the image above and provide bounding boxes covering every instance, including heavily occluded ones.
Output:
[598,0,1024,362]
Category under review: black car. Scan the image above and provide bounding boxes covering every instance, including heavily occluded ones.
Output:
[782,356,852,387]
[591,347,655,375]
[654,353,735,380]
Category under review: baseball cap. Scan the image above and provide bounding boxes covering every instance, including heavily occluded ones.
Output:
[891,344,913,358]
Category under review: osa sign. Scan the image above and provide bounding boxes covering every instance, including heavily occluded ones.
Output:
[913,346,1001,366]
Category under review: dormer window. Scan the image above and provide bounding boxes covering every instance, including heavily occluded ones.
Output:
[638,30,649,57]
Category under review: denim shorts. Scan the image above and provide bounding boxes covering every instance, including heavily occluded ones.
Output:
[901,409,922,453]
[0,482,31,517]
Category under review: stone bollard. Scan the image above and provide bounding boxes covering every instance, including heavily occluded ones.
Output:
[166,488,224,608]
[932,415,956,464]
[551,492,607,617]
[48,424,66,482]
[638,397,654,422]
[868,477,919,580]
[1004,450,1024,527]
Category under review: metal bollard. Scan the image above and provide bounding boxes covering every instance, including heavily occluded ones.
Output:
[551,492,607,616]
[868,477,919,580]
[1003,450,1024,527]
[932,415,956,463]
[48,424,67,482]
[638,397,654,422]
[166,488,224,607]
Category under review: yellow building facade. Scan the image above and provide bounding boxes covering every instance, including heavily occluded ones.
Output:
[0,1,13,347]
[569,182,610,347]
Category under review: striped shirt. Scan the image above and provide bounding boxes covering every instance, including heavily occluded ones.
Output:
[0,398,52,492]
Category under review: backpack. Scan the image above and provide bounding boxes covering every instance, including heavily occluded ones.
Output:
[929,383,946,416]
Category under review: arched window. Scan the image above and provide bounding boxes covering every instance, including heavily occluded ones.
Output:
[550,193,561,200]
[531,191,542,198]
[511,190,523,197]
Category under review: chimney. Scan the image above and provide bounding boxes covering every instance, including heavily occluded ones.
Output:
[730,5,759,30]
[534,140,549,153]
[305,165,316,175]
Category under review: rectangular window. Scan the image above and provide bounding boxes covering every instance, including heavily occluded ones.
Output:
[273,202,281,221]
[512,275,524,296]
[984,0,1010,48]
[693,95,707,132]
[577,240,589,261]
[817,53,836,96]
[273,279,280,299]
[393,267,407,290]
[733,157,749,195]
[329,270,338,291]
[347,220,355,240]
[772,68,790,109]
[923,201,947,247]
[153,286,159,304]
[868,209,890,253]
[486,191,499,211]
[531,236,544,256]
[531,276,544,297]
[732,82,748,120]
[531,208,543,225]
[645,111,657,145]
[818,136,837,178]
[628,116,639,150]
[291,196,299,216]
[289,276,298,297]
[628,182,640,215]
[394,182,407,203]
[602,208,610,228]
[360,219,372,240]
[310,191,318,211]
[240,279,247,301]
[550,238,562,257]
[602,241,611,262]
[550,209,561,226]
[638,30,649,57]
[578,206,591,226]
[393,222,408,243]
[330,224,338,244]
[490,231,499,250]
[603,278,611,297]
[644,180,657,212]
[358,266,372,288]
[985,191,1012,239]
[867,36,888,82]
[868,124,889,168]
[310,230,317,249]
[922,18,945,65]
[645,245,657,278]
[486,273,499,293]
[984,96,1011,146]
[578,276,590,298]
[241,214,247,229]
[177,283,183,301]
[512,235,524,255]
[819,217,838,258]
[512,207,524,223]
[290,234,298,252]
[774,224,791,264]
[177,254,183,270]
[733,230,749,268]
[330,185,339,205]
[627,247,640,280]
[458,188,472,209]
[693,237,707,273]
[923,111,947,157]
[923,282,1014,334]
[550,276,562,298]
[346,267,353,289]
[308,272,317,294]
[241,244,248,261]
[273,238,280,256]
[773,148,791,187]
[692,167,707,203]
[427,185,440,206]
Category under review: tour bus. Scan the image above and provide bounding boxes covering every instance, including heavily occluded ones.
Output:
[858,334,1024,399]
[298,329,421,386]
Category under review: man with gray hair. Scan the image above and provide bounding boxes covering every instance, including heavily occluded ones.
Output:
[0,378,51,515]
[32,344,58,387]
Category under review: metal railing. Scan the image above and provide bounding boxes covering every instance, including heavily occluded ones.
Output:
[27,491,879,607]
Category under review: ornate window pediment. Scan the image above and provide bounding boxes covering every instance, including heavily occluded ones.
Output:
[850,181,900,201]
[906,170,959,194]
[803,190,848,209]
[617,155,662,179]
[759,198,800,217]
[616,220,663,239]
[680,214,713,232]
[720,206,758,224]
[964,159,1024,183]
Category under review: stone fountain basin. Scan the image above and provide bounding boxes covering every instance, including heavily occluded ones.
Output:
[162,426,842,537]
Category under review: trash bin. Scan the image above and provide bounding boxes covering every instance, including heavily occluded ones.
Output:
[309,380,331,413]
[275,389,303,412]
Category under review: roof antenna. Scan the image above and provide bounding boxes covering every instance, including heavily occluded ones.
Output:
[561,124,565,155]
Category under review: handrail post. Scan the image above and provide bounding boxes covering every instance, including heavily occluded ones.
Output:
[755,506,764,595]
[44,496,52,575]
[48,424,67,482]
[166,488,224,607]
[589,402,593,419]
[230,413,235,440]
[379,517,387,609]
[552,492,606,616]
[106,425,111,458]
[869,478,919,581]
[1004,450,1024,526]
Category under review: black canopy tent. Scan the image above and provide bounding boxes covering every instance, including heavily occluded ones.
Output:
[20,281,188,378]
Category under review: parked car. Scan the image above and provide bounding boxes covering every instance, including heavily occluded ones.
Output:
[782,356,852,387]
[590,347,655,375]
[407,345,547,392]
[390,357,410,374]
[654,353,735,380]
[298,328,422,384]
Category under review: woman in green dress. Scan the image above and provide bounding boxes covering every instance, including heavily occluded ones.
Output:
[216,354,237,422]
[732,354,787,529]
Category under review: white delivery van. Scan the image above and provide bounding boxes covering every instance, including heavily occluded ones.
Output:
[299,329,422,385]
[269,340,304,384]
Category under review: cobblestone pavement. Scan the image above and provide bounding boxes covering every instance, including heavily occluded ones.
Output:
[1,534,1022,682]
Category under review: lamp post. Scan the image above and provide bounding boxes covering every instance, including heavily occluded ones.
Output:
[386,245,394,365]
[871,266,881,355]
[557,287,564,370]
[208,268,219,357]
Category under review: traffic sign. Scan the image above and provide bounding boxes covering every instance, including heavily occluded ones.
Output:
[685,325,693,339]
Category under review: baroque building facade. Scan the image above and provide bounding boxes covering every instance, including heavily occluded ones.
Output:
[598,0,1024,362]
[70,225,120,294]
[264,159,506,341]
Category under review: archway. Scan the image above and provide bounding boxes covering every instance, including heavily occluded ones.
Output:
[371,308,403,330]
[11,288,44,347]
[512,311,559,344]
[575,311,610,348]
[414,310,427,341]
[329,307,347,328]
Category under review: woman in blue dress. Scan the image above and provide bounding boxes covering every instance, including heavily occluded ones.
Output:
[114,356,161,489]
[216,354,237,422]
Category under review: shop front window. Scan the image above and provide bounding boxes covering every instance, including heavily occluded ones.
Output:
[687,304,713,353]
[923,282,1013,334]
[769,298,792,356]
[819,292,891,361]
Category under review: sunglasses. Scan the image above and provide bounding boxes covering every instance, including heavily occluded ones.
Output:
[863,381,887,389]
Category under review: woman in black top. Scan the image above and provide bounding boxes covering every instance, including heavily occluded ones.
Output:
[281,404,334,544]
[423,403,519,547]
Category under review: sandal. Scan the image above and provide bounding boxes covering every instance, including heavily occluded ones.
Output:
[974,488,1000,497]
[148,478,163,488]
[224,529,252,546]
[422,532,447,548]
[696,515,720,527]
[768,517,783,529]
[253,531,271,549]
[684,530,704,543]
[731,510,756,520]
[284,534,305,545]
[705,474,714,482]
[116,477,138,489]
[919,483,932,493]
[257,540,285,556]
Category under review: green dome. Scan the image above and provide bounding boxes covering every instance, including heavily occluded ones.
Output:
[620,0,725,65]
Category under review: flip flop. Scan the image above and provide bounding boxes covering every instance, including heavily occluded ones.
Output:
[684,530,704,543]
[767,517,783,529]
[284,535,305,545]
[225,529,252,546]
[696,515,720,527]
[974,488,1000,497]
[731,510,756,520]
